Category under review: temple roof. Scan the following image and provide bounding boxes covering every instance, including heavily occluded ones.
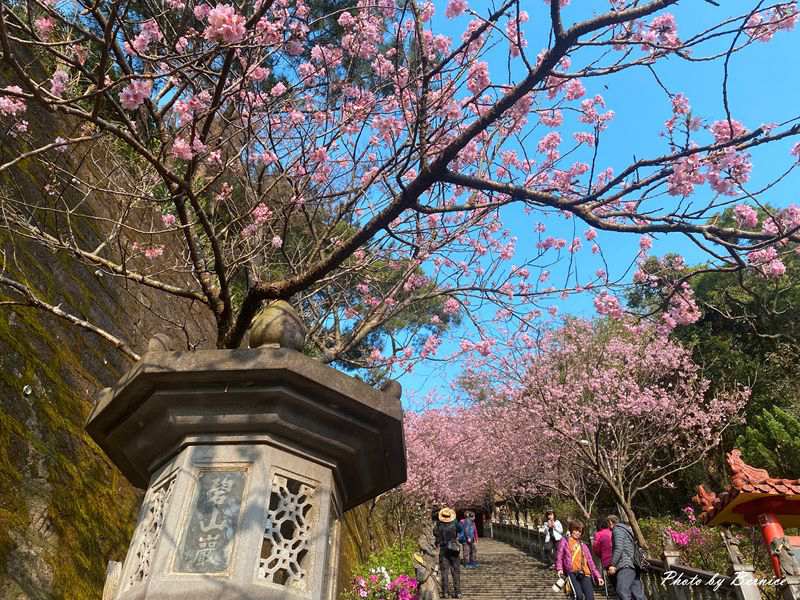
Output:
[694,450,800,527]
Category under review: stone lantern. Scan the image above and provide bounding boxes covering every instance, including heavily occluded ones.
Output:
[88,302,406,600]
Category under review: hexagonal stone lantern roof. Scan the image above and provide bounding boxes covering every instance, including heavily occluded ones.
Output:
[86,345,406,511]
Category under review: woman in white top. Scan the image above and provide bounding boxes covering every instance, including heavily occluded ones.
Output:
[543,510,564,568]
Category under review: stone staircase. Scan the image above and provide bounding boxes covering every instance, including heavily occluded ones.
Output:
[458,539,605,600]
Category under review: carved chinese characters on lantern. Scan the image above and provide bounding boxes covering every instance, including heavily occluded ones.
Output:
[175,470,246,573]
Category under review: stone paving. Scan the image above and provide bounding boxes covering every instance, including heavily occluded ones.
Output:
[457,538,612,600]
[455,538,564,600]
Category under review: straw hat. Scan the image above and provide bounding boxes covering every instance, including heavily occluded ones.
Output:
[438,507,456,523]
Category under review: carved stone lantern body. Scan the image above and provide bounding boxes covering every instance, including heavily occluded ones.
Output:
[87,346,405,600]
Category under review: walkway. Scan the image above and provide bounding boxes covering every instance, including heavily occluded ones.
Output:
[459,538,564,600]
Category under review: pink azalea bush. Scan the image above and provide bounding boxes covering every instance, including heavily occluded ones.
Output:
[640,507,731,573]
[346,573,417,600]
[345,541,418,600]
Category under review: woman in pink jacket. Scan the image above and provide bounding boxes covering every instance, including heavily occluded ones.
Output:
[556,520,604,600]
[592,518,613,571]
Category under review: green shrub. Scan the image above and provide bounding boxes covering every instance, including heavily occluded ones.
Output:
[360,539,416,580]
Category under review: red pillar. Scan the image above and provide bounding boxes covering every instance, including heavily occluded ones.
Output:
[757,513,784,577]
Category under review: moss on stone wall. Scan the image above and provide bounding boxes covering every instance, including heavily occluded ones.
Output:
[0,280,141,599]
[0,101,211,598]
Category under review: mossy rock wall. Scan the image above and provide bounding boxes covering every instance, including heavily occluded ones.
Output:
[0,69,215,599]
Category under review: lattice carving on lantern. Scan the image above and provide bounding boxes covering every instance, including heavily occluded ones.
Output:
[257,473,317,592]
[124,474,177,590]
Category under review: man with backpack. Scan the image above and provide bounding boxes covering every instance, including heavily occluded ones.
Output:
[459,511,479,568]
[607,514,647,600]
[434,507,463,599]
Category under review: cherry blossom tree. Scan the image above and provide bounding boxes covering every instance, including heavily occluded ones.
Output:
[1,0,799,366]
[403,384,605,515]
[459,318,748,545]
[402,406,492,506]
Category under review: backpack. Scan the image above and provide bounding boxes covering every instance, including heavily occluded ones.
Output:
[439,522,460,555]
[620,525,650,571]
[459,519,475,544]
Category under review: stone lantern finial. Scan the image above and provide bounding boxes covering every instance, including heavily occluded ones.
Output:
[381,379,402,399]
[248,300,307,350]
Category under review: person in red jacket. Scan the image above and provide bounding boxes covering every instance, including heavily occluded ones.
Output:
[592,518,613,568]
[592,518,614,588]
[556,520,604,600]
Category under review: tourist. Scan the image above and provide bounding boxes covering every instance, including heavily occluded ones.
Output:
[592,517,614,585]
[459,511,479,568]
[543,509,564,568]
[556,519,604,600]
[435,507,463,599]
[607,514,647,600]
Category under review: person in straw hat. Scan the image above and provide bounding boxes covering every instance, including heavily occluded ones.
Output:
[434,507,462,598]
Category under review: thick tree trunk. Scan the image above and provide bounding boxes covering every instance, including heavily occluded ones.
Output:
[595,468,649,548]
[619,500,648,550]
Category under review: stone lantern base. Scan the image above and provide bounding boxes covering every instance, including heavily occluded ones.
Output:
[116,442,338,600]
[87,346,405,600]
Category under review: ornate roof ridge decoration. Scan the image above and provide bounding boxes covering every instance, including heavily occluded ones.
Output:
[694,449,800,528]
[728,449,800,490]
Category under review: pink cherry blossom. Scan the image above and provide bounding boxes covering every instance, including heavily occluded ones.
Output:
[671,93,691,115]
[130,19,163,54]
[144,245,164,259]
[593,292,623,318]
[119,79,153,110]
[667,154,705,196]
[564,79,585,100]
[171,138,194,160]
[50,70,69,98]
[445,0,468,19]
[409,320,746,510]
[710,119,747,143]
[765,259,786,278]
[443,297,460,315]
[734,204,759,229]
[647,13,679,48]
[7,0,800,378]
[0,86,27,117]
[204,4,246,44]
[747,246,778,266]
[34,17,55,39]
[466,62,489,94]
[791,142,800,162]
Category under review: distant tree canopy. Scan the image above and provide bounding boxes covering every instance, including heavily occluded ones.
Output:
[737,407,800,478]
[629,207,800,476]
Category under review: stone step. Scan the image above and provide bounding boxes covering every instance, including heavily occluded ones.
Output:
[441,539,611,600]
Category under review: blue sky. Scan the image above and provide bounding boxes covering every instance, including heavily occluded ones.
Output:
[396,1,800,406]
